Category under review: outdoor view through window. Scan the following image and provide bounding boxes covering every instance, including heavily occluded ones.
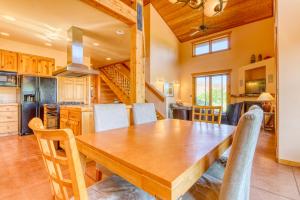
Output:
[195,74,228,111]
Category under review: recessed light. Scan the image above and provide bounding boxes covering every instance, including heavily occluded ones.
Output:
[115,29,125,35]
[93,42,99,47]
[2,15,16,22]
[106,57,112,61]
[0,32,10,37]
[45,43,52,47]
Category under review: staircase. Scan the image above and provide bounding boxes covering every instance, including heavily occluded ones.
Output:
[99,61,166,119]
[99,63,131,104]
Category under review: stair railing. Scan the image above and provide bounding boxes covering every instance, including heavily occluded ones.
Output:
[100,65,130,97]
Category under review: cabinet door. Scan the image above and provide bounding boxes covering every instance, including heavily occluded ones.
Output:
[1,50,18,72]
[60,117,68,129]
[74,78,86,102]
[38,58,55,76]
[18,54,38,75]
[68,119,81,136]
[63,78,75,101]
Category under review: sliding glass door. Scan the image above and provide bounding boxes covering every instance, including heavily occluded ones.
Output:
[195,74,228,111]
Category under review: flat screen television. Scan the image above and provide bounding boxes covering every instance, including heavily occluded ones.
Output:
[245,79,266,96]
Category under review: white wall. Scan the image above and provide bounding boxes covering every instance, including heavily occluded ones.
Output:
[145,4,181,99]
[278,0,300,163]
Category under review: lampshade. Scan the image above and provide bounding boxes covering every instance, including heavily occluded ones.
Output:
[257,92,274,102]
[204,0,227,17]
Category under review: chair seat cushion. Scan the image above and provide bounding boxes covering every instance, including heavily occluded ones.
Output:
[218,147,231,168]
[182,158,227,200]
[182,173,222,200]
[85,175,154,200]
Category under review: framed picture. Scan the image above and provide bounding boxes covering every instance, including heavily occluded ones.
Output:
[163,82,174,97]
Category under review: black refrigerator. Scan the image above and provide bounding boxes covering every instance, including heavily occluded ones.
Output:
[20,76,57,135]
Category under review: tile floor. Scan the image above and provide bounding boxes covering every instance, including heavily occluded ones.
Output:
[0,131,299,200]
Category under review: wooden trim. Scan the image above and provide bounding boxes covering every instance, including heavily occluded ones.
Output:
[192,32,231,57]
[192,32,232,45]
[192,69,232,77]
[145,82,165,102]
[278,159,300,167]
[80,0,137,25]
[192,69,232,106]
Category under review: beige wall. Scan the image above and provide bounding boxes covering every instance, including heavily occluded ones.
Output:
[145,4,180,98]
[278,0,300,163]
[179,18,275,103]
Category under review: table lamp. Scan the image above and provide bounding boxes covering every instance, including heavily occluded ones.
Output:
[257,92,274,112]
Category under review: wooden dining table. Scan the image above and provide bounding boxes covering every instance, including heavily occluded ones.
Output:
[76,119,236,200]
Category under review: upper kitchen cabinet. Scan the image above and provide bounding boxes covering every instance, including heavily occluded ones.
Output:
[0,50,18,72]
[58,77,88,103]
[18,53,55,76]
[18,53,38,75]
[37,58,55,77]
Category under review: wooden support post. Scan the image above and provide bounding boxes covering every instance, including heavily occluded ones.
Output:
[130,0,145,103]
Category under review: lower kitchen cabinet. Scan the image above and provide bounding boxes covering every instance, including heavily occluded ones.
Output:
[0,104,18,136]
[60,106,94,136]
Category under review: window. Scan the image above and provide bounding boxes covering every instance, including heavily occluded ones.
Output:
[192,33,231,56]
[194,41,210,56]
[193,71,230,112]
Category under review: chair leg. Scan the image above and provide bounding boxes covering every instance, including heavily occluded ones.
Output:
[95,169,102,181]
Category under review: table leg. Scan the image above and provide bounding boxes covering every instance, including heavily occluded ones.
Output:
[79,152,87,174]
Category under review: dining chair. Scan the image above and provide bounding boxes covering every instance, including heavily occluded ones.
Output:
[192,105,222,125]
[183,105,263,200]
[93,104,129,180]
[94,104,129,132]
[29,118,154,200]
[132,103,157,125]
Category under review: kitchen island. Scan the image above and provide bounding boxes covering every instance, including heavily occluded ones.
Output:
[60,104,133,136]
[60,105,94,136]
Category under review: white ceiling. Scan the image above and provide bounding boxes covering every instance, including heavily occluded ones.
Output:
[0,0,131,67]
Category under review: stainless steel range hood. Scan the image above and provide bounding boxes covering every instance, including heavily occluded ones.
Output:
[53,26,99,77]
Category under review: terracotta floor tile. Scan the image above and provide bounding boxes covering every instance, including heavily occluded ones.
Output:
[251,187,292,200]
[250,132,300,200]
[293,167,300,195]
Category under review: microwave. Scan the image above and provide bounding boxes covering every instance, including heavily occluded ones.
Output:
[0,71,18,87]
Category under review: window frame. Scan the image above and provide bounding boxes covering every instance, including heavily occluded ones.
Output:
[192,32,231,57]
[192,69,232,111]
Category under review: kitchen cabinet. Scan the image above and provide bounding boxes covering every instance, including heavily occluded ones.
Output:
[37,58,55,76]
[18,53,55,76]
[60,106,94,136]
[58,77,87,103]
[0,50,18,72]
[18,53,38,75]
[0,104,18,136]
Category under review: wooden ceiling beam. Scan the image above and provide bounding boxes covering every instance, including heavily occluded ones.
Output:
[80,0,137,25]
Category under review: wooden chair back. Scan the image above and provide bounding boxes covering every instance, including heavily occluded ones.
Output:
[192,106,222,125]
[29,118,88,200]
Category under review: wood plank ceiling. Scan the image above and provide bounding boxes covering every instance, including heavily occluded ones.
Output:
[149,0,273,42]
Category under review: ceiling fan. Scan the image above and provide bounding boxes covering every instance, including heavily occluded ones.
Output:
[189,9,221,36]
